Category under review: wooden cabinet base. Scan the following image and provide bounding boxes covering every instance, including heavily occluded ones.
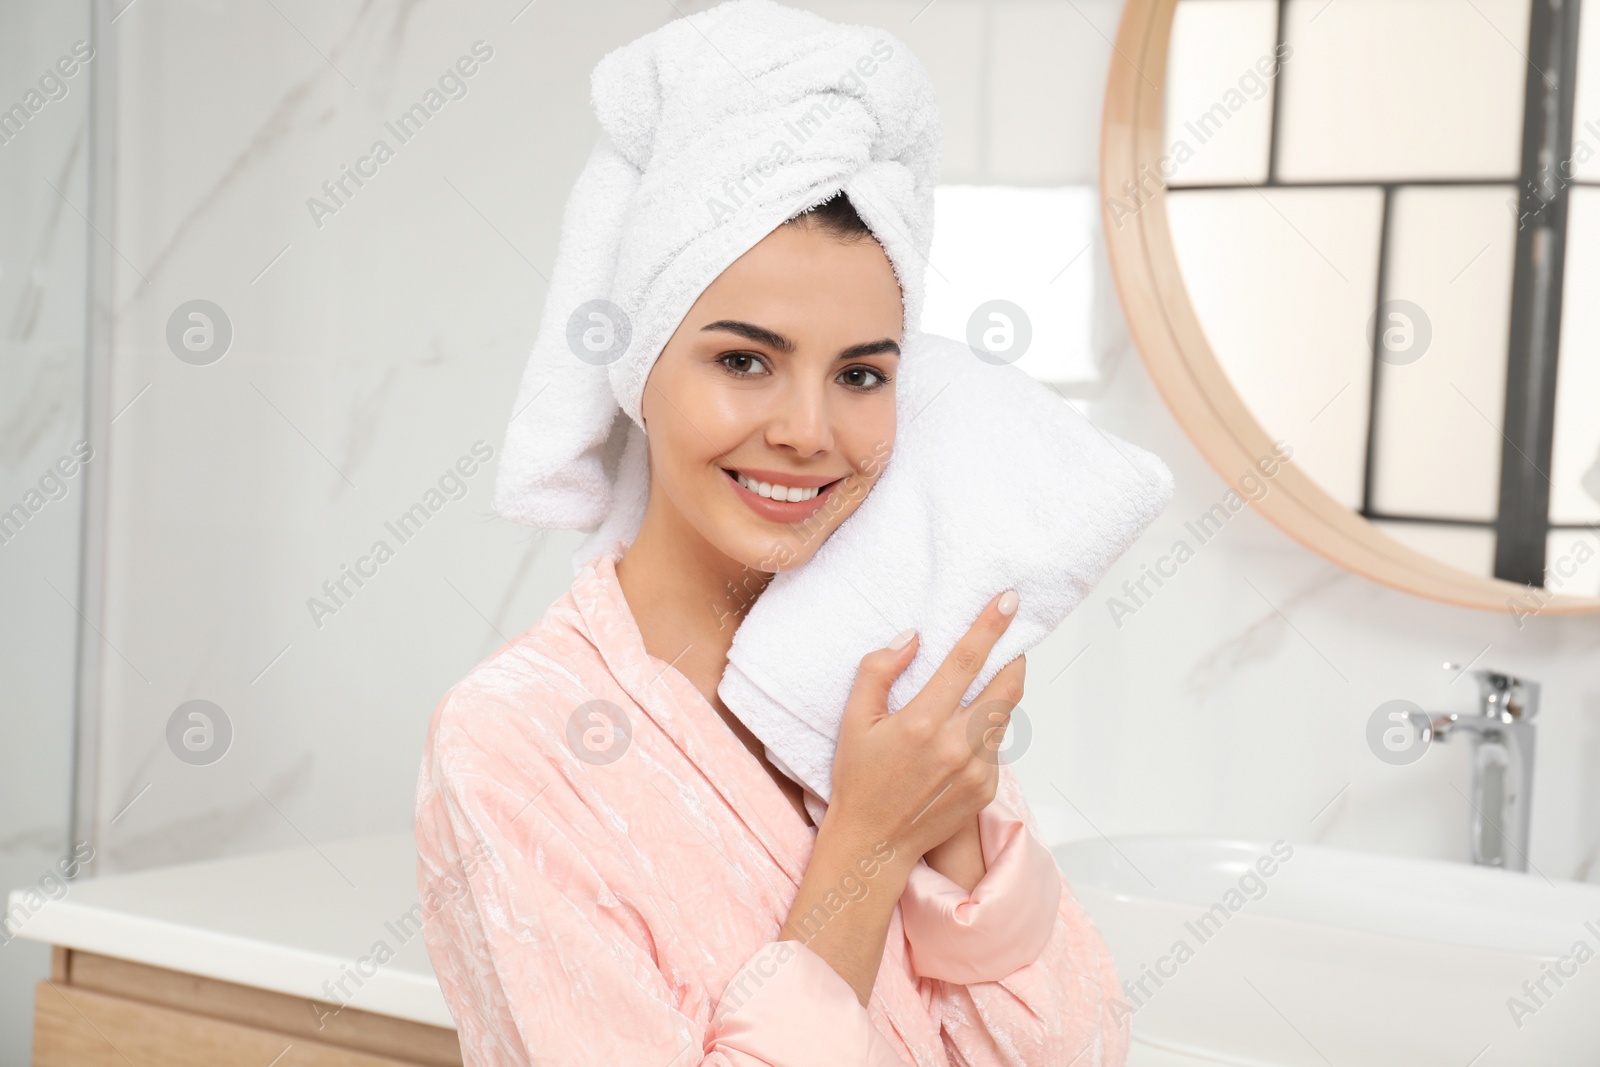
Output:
[31,948,463,1067]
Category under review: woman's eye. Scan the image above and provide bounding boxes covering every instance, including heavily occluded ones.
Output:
[840,366,889,391]
[719,352,766,377]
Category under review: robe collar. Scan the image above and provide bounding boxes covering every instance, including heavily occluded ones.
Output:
[568,538,939,1067]
[569,538,816,886]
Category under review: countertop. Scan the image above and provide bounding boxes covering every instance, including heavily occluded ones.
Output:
[4,831,454,1029]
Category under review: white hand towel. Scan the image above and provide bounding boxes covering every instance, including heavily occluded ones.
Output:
[717,329,1174,809]
[489,0,941,570]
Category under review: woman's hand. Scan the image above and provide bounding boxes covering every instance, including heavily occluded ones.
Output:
[826,590,1024,865]
[774,591,1021,1007]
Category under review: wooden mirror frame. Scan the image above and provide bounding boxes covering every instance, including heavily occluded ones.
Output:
[1100,0,1600,616]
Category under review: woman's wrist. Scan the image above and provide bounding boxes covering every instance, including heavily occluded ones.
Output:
[814,803,919,880]
[780,809,917,1005]
[789,810,918,931]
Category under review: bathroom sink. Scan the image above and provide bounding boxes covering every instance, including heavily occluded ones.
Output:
[1052,836,1600,1067]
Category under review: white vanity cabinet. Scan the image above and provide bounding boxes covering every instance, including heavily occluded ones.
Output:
[9,834,461,1066]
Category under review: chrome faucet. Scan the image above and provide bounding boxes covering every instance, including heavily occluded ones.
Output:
[1423,666,1540,872]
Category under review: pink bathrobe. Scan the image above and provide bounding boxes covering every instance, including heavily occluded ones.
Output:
[415,539,1129,1066]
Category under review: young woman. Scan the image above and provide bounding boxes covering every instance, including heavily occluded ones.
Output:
[414,191,1128,1066]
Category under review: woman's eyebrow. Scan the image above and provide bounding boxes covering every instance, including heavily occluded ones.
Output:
[701,320,794,353]
[838,339,900,360]
[700,320,900,361]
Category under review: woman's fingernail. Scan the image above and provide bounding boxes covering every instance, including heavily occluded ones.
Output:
[997,590,1019,616]
[888,627,917,650]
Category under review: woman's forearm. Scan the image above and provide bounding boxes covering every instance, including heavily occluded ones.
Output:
[919,814,985,891]
[779,812,917,1007]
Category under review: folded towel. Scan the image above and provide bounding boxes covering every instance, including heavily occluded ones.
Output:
[717,329,1174,808]
[489,0,941,563]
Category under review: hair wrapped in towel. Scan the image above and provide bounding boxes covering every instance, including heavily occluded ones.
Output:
[490,0,941,568]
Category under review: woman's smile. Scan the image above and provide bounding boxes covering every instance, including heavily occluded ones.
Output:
[721,465,847,523]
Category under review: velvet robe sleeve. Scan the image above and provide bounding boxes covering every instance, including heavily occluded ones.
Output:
[899,761,1130,1066]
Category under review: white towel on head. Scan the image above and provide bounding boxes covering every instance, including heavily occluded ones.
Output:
[489,0,942,569]
[716,329,1174,814]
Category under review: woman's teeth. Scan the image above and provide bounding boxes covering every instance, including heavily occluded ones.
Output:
[733,471,825,502]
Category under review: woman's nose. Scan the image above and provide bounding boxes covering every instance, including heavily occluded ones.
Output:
[764,382,834,456]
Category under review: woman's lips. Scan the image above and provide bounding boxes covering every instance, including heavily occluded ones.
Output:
[723,468,843,524]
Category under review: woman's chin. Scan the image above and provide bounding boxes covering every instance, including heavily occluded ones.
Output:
[709,523,816,575]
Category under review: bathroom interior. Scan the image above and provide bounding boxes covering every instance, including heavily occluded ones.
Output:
[3,0,1599,1064]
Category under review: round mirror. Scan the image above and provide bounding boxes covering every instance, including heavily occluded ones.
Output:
[1103,0,1600,615]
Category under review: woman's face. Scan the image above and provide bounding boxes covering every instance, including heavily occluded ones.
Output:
[640,220,902,575]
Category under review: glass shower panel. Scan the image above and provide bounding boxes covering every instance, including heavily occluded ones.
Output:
[1549,186,1600,524]
[1167,186,1382,509]
[1163,0,1279,186]
[1276,0,1529,182]
[1371,186,1516,522]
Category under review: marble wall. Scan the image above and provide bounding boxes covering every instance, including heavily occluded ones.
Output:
[3,0,1599,1061]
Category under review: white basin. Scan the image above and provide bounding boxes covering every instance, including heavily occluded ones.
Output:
[1053,836,1600,1067]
